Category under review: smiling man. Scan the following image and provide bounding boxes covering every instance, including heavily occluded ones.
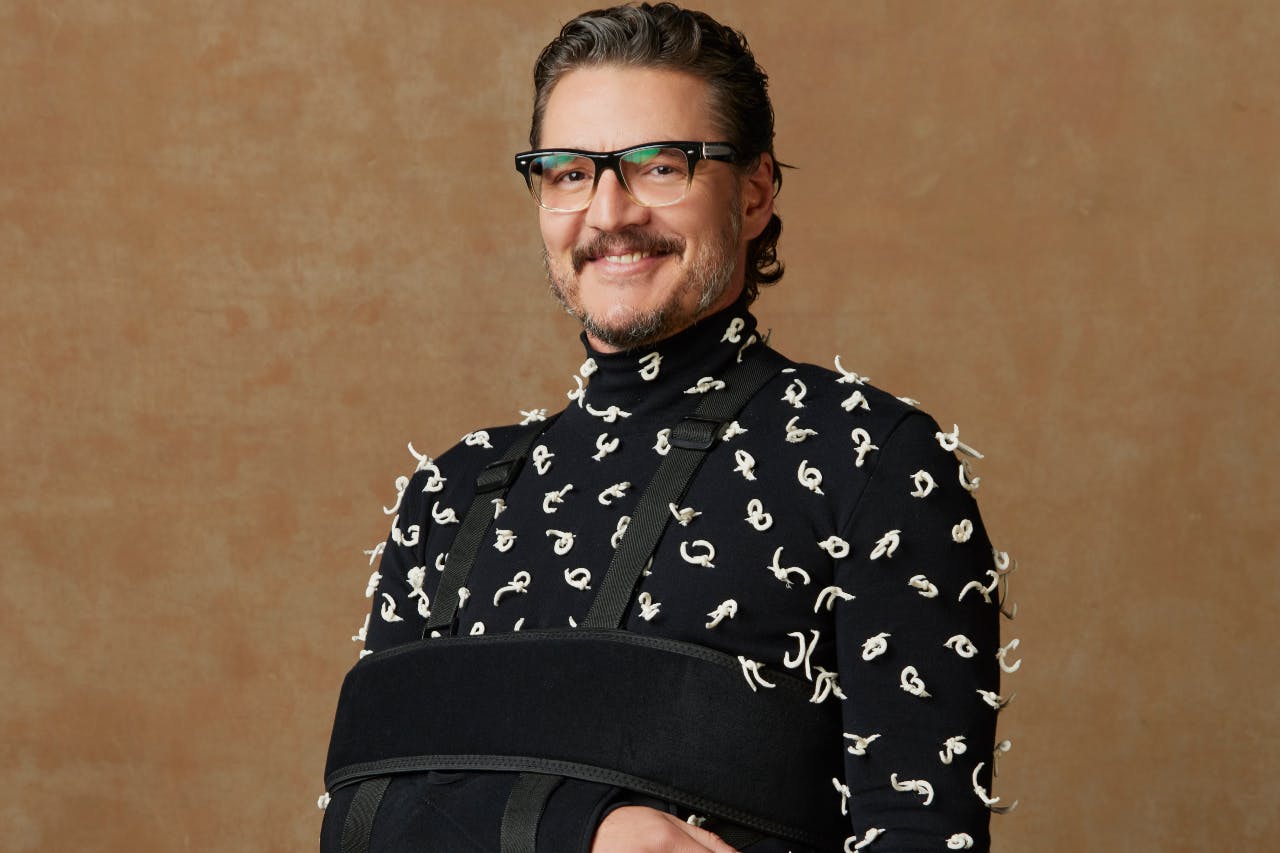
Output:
[322,5,1010,852]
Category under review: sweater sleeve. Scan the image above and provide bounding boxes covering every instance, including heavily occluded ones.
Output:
[833,411,1006,852]
[361,466,436,654]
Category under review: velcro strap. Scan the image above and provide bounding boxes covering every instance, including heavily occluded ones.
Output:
[324,630,846,849]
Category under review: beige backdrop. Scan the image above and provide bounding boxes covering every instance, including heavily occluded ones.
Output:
[2,1,1277,850]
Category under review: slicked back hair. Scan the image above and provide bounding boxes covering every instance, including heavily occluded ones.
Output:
[530,2,784,303]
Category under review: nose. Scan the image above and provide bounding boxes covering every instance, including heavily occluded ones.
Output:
[583,167,649,232]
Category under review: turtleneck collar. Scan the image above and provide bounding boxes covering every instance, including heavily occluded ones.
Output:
[563,292,760,430]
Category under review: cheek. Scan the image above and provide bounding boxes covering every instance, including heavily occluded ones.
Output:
[539,212,578,253]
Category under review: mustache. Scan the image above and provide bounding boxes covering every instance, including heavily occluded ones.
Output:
[571,230,685,273]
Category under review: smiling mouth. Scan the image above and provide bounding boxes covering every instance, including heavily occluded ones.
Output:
[572,231,685,273]
[601,251,656,264]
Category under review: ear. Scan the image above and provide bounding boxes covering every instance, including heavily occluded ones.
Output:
[740,153,776,242]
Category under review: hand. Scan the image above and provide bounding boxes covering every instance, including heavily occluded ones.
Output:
[591,806,739,852]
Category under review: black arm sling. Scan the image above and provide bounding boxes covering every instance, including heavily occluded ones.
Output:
[324,344,847,852]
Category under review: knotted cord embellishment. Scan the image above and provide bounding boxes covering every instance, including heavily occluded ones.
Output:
[899,665,931,697]
[492,498,506,519]
[434,552,448,572]
[939,735,967,765]
[745,498,773,531]
[735,332,759,363]
[784,629,820,679]
[861,632,890,661]
[721,420,748,440]
[909,469,938,498]
[431,502,460,525]
[653,429,672,456]
[947,834,975,849]
[680,539,716,567]
[669,503,701,526]
[351,613,369,643]
[545,529,575,555]
[890,773,935,806]
[638,351,662,381]
[833,355,869,385]
[844,732,881,756]
[768,547,812,587]
[408,441,433,472]
[936,424,984,458]
[566,375,585,408]
[851,428,878,468]
[832,778,852,815]
[598,481,631,506]
[456,587,470,609]
[737,656,776,691]
[810,667,846,703]
[785,415,818,443]
[407,567,430,618]
[734,449,757,481]
[421,463,446,493]
[818,535,851,559]
[532,444,554,475]
[519,408,547,425]
[721,316,747,343]
[542,484,572,514]
[493,529,516,552]
[469,622,485,636]
[869,529,900,560]
[364,569,381,598]
[797,459,825,494]
[783,378,807,408]
[579,357,598,378]
[685,376,726,394]
[564,567,592,591]
[944,634,979,658]
[610,515,630,549]
[958,460,981,492]
[952,518,974,543]
[959,570,1000,604]
[971,762,1017,813]
[815,585,854,612]
[977,689,1014,710]
[493,570,532,606]
[363,541,385,567]
[384,475,409,515]
[379,592,403,623]
[586,403,632,423]
[593,433,620,461]
[705,599,738,629]
[997,638,1023,672]
[462,430,492,449]
[637,591,661,621]
[841,389,870,413]
[908,574,939,598]
[846,827,886,851]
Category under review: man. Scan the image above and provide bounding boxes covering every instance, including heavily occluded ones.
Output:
[322,4,1013,852]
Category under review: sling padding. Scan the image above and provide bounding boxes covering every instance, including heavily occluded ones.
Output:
[325,629,847,849]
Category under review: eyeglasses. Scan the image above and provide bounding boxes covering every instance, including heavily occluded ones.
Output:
[513,141,738,212]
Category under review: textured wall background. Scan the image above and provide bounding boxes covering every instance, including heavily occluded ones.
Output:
[2,1,1277,850]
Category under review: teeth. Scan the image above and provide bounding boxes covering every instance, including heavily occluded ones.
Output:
[604,251,653,264]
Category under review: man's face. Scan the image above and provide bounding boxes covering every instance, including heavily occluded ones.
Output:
[537,66,762,352]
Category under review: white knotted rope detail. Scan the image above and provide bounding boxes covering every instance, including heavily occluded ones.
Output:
[944,634,979,658]
[593,433,620,461]
[832,778,852,815]
[637,591,661,621]
[669,503,701,526]
[936,424,984,459]
[383,475,410,515]
[841,389,870,413]
[705,599,738,629]
[940,735,968,765]
[579,357,598,378]
[946,833,975,849]
[610,515,630,549]
[899,665,931,698]
[351,613,369,643]
[431,502,460,525]
[959,570,1000,604]
[680,539,716,568]
[493,529,516,552]
[566,375,585,407]
[653,429,672,456]
[542,484,573,514]
[784,629,820,679]
[737,656,776,691]
[833,356,869,385]
[844,732,881,756]
[462,430,492,449]
[851,428,878,468]
[379,592,403,623]
[745,498,772,531]
[797,459,825,494]
[434,552,448,572]
[783,378,807,408]
[722,316,747,343]
[818,535,851,559]
[952,518,974,543]
[407,441,433,472]
[363,541,385,567]
[685,376,725,394]
[546,529,575,555]
[958,460,981,493]
[785,415,818,443]
[598,481,631,506]
[721,420,748,440]
[861,632,891,661]
[532,444,554,475]
[908,574,939,598]
[364,569,381,598]
[492,498,506,519]
[586,403,632,423]
[456,587,470,609]
[638,351,662,381]
[564,567,592,591]
[519,408,548,425]
[734,449,757,481]
[811,667,846,703]
[909,469,937,498]
[869,529,900,560]
[768,546,812,587]
[971,761,1017,813]
[977,689,1014,710]
[493,570,532,606]
[890,773,935,806]
[845,827,886,851]
[815,585,854,612]
[997,638,1023,673]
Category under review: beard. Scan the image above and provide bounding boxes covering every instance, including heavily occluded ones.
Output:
[543,202,743,351]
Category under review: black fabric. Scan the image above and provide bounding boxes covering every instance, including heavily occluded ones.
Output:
[325,630,845,848]
[500,773,563,853]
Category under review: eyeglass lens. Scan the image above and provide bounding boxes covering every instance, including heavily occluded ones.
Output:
[530,146,692,211]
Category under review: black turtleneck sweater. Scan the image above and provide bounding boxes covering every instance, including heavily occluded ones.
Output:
[325,297,1010,853]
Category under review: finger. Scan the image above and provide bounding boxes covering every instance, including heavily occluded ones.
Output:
[670,817,739,853]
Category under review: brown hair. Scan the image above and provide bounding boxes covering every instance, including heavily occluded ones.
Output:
[530,2,785,302]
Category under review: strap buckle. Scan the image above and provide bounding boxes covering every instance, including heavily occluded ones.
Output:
[475,457,524,493]
[669,416,722,451]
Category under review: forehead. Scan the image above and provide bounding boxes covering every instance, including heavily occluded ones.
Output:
[539,66,716,151]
